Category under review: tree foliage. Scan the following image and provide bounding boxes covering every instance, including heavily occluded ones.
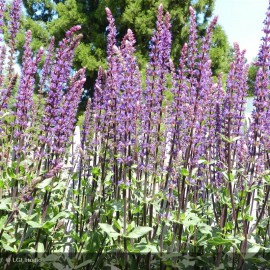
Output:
[20,0,231,99]
[247,63,259,95]
[22,0,62,21]
[209,24,231,76]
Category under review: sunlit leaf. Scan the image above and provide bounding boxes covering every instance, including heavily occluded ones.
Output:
[126,226,152,238]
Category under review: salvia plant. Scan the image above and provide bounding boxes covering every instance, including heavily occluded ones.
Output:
[1,0,270,269]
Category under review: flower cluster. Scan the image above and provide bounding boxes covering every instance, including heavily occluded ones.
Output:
[15,31,44,137]
[2,0,270,267]
[79,3,270,259]
[0,0,5,39]
[7,0,21,78]
[40,26,83,156]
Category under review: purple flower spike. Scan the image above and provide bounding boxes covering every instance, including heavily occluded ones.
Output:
[116,29,142,165]
[105,7,117,63]
[0,74,17,112]
[223,43,248,142]
[15,31,44,137]
[249,2,270,158]
[92,66,106,143]
[52,68,86,155]
[186,6,198,78]
[40,26,82,152]
[0,45,6,88]
[7,0,21,78]
[39,37,55,93]
[9,0,21,40]
[140,4,172,173]
[256,3,270,68]
[0,0,6,39]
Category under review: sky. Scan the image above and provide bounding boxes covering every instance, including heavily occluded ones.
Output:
[214,0,269,63]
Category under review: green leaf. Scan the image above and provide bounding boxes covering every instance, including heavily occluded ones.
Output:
[37,242,44,253]
[99,223,120,238]
[36,178,52,189]
[7,167,15,178]
[72,172,78,180]
[66,257,74,269]
[0,179,4,188]
[221,171,229,181]
[110,266,121,270]
[52,181,66,191]
[207,237,232,246]
[220,134,241,143]
[21,248,36,253]
[198,158,207,165]
[53,263,65,270]
[127,221,136,234]
[134,243,158,253]
[2,233,16,243]
[0,111,11,119]
[215,264,225,270]
[27,221,43,228]
[182,212,200,227]
[126,226,152,238]
[180,259,195,267]
[245,245,261,259]
[29,213,38,220]
[105,171,114,183]
[42,221,55,230]
[74,259,93,269]
[1,242,15,252]
[42,254,60,262]
[92,167,100,177]
[113,219,121,231]
[0,215,7,231]
[0,198,11,211]
[51,211,69,222]
[198,223,212,235]
[231,136,241,142]
[263,174,270,184]
[19,211,28,220]
[180,168,189,176]
[110,201,123,211]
